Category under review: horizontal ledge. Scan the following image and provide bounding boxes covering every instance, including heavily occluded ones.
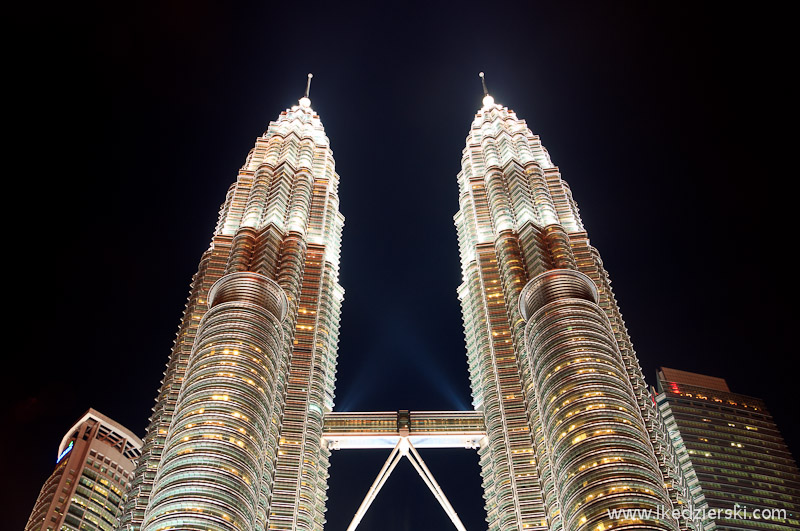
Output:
[518,268,598,320]
[207,271,288,322]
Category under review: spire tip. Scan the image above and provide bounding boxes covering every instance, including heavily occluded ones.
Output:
[479,71,490,101]
[300,73,313,107]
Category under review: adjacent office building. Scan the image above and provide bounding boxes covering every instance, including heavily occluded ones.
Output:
[25,409,143,531]
[657,367,800,530]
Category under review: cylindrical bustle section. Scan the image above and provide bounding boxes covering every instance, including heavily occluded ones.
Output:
[142,272,288,531]
[520,269,678,531]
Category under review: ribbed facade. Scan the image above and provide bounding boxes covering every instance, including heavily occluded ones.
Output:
[141,273,289,531]
[520,270,675,530]
[120,97,344,531]
[657,368,800,530]
[454,96,711,530]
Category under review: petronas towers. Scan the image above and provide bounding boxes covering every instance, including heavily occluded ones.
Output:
[121,92,343,531]
[456,93,710,530]
[117,80,712,531]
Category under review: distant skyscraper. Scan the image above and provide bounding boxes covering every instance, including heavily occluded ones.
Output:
[25,409,142,531]
[453,82,711,530]
[657,367,800,530]
[120,81,345,531]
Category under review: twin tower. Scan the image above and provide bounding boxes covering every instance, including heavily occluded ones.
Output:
[118,81,711,531]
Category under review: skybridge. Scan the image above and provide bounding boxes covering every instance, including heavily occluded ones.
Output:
[322,410,487,531]
[323,410,486,450]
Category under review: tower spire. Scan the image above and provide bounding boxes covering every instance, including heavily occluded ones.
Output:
[300,73,313,108]
[479,72,494,108]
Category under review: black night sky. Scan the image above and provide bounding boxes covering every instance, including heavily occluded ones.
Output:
[5,2,798,529]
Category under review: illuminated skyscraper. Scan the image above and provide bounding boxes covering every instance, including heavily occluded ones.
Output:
[116,77,727,531]
[120,79,345,531]
[26,409,142,531]
[454,79,712,531]
[656,367,800,530]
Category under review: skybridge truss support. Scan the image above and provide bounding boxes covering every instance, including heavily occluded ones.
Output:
[345,438,467,531]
